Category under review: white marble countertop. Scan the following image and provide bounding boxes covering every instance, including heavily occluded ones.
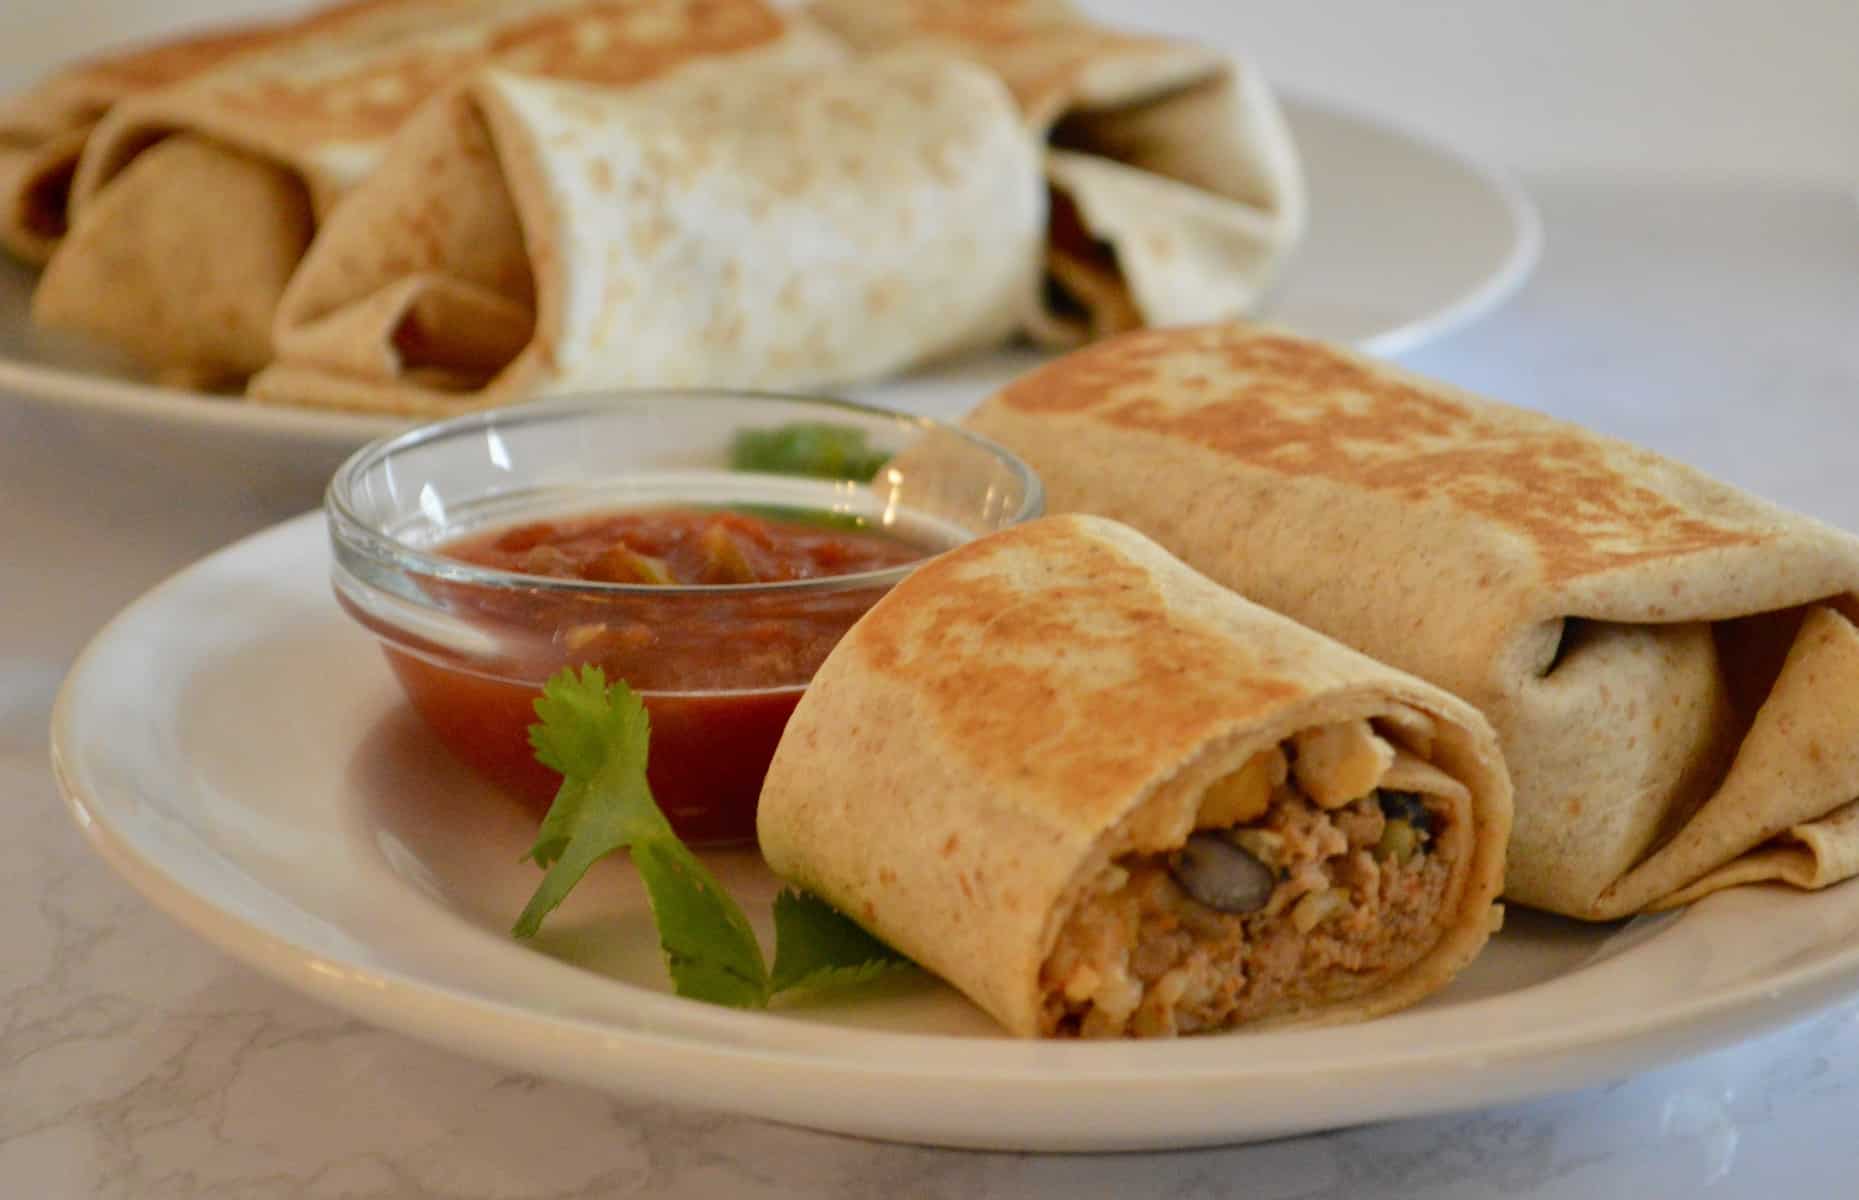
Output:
[6,2,1859,1195]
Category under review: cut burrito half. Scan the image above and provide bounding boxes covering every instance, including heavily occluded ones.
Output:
[966,324,1859,920]
[758,515,1510,1038]
[808,0,1305,344]
[31,0,829,388]
[249,49,1041,415]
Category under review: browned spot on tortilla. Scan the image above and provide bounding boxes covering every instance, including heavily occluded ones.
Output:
[206,0,786,141]
[864,279,901,316]
[855,519,1302,817]
[996,327,1766,583]
[826,0,1196,122]
[487,0,783,85]
[821,95,875,131]
[867,0,1090,48]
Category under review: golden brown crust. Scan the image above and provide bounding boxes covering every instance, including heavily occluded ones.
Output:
[196,0,788,143]
[854,516,1304,830]
[994,325,1767,584]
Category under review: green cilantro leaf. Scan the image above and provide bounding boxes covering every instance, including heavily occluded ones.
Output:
[631,838,768,1007]
[769,888,912,996]
[512,667,668,937]
[527,664,641,782]
[722,502,874,534]
[511,666,912,1008]
[729,422,891,483]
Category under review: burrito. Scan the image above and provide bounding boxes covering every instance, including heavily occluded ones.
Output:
[30,0,829,388]
[249,48,1042,415]
[758,515,1511,1038]
[0,11,307,265]
[807,0,1306,344]
[966,325,1859,920]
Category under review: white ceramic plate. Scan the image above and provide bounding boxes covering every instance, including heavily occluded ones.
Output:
[51,513,1859,1152]
[1,94,1538,506]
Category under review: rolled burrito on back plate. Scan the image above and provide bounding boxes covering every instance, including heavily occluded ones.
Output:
[966,324,1859,920]
[0,10,301,266]
[249,49,1042,416]
[808,0,1305,344]
[759,515,1511,1038]
[31,0,830,388]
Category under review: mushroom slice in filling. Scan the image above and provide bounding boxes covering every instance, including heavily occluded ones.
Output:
[1038,718,1466,1038]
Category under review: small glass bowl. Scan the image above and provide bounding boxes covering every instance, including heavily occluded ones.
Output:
[326,391,1042,845]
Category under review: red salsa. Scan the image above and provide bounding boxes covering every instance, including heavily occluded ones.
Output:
[380,506,924,844]
[460,506,918,587]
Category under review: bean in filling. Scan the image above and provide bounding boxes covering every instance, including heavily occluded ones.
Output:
[1039,729,1454,1038]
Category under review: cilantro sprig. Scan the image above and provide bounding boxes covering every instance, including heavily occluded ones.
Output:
[512,666,908,1007]
[729,421,891,483]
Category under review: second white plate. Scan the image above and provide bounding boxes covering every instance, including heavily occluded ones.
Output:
[51,513,1859,1152]
[0,93,1539,506]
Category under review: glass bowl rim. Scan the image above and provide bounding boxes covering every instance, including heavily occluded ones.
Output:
[324,388,1044,599]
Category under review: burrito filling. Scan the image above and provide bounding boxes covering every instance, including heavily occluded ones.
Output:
[20,154,78,240]
[1041,186,1139,339]
[1039,717,1458,1037]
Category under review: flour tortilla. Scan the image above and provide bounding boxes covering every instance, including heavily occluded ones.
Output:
[250,49,1042,415]
[758,514,1510,1037]
[965,325,1859,920]
[808,0,1305,345]
[30,0,823,387]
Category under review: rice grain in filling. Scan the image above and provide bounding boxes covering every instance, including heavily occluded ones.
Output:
[1039,735,1455,1038]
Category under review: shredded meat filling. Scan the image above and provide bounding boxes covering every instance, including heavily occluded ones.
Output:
[1039,728,1455,1038]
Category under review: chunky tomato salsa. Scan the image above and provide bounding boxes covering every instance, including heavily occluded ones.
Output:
[383,506,925,844]
[457,506,920,587]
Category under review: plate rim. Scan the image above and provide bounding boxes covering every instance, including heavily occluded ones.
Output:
[44,511,1859,1149]
[1311,91,1544,358]
[1,91,1538,446]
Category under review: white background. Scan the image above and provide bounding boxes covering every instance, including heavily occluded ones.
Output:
[6,0,1857,181]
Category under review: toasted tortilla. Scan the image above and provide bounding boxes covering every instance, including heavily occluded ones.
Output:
[965,325,1859,919]
[30,0,821,386]
[807,0,1305,344]
[758,515,1510,1037]
[0,10,304,265]
[250,48,1042,414]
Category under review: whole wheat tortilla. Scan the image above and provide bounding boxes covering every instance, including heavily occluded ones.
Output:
[29,0,822,388]
[807,0,1305,345]
[249,48,1043,415]
[965,325,1859,920]
[0,9,307,265]
[758,514,1510,1038]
